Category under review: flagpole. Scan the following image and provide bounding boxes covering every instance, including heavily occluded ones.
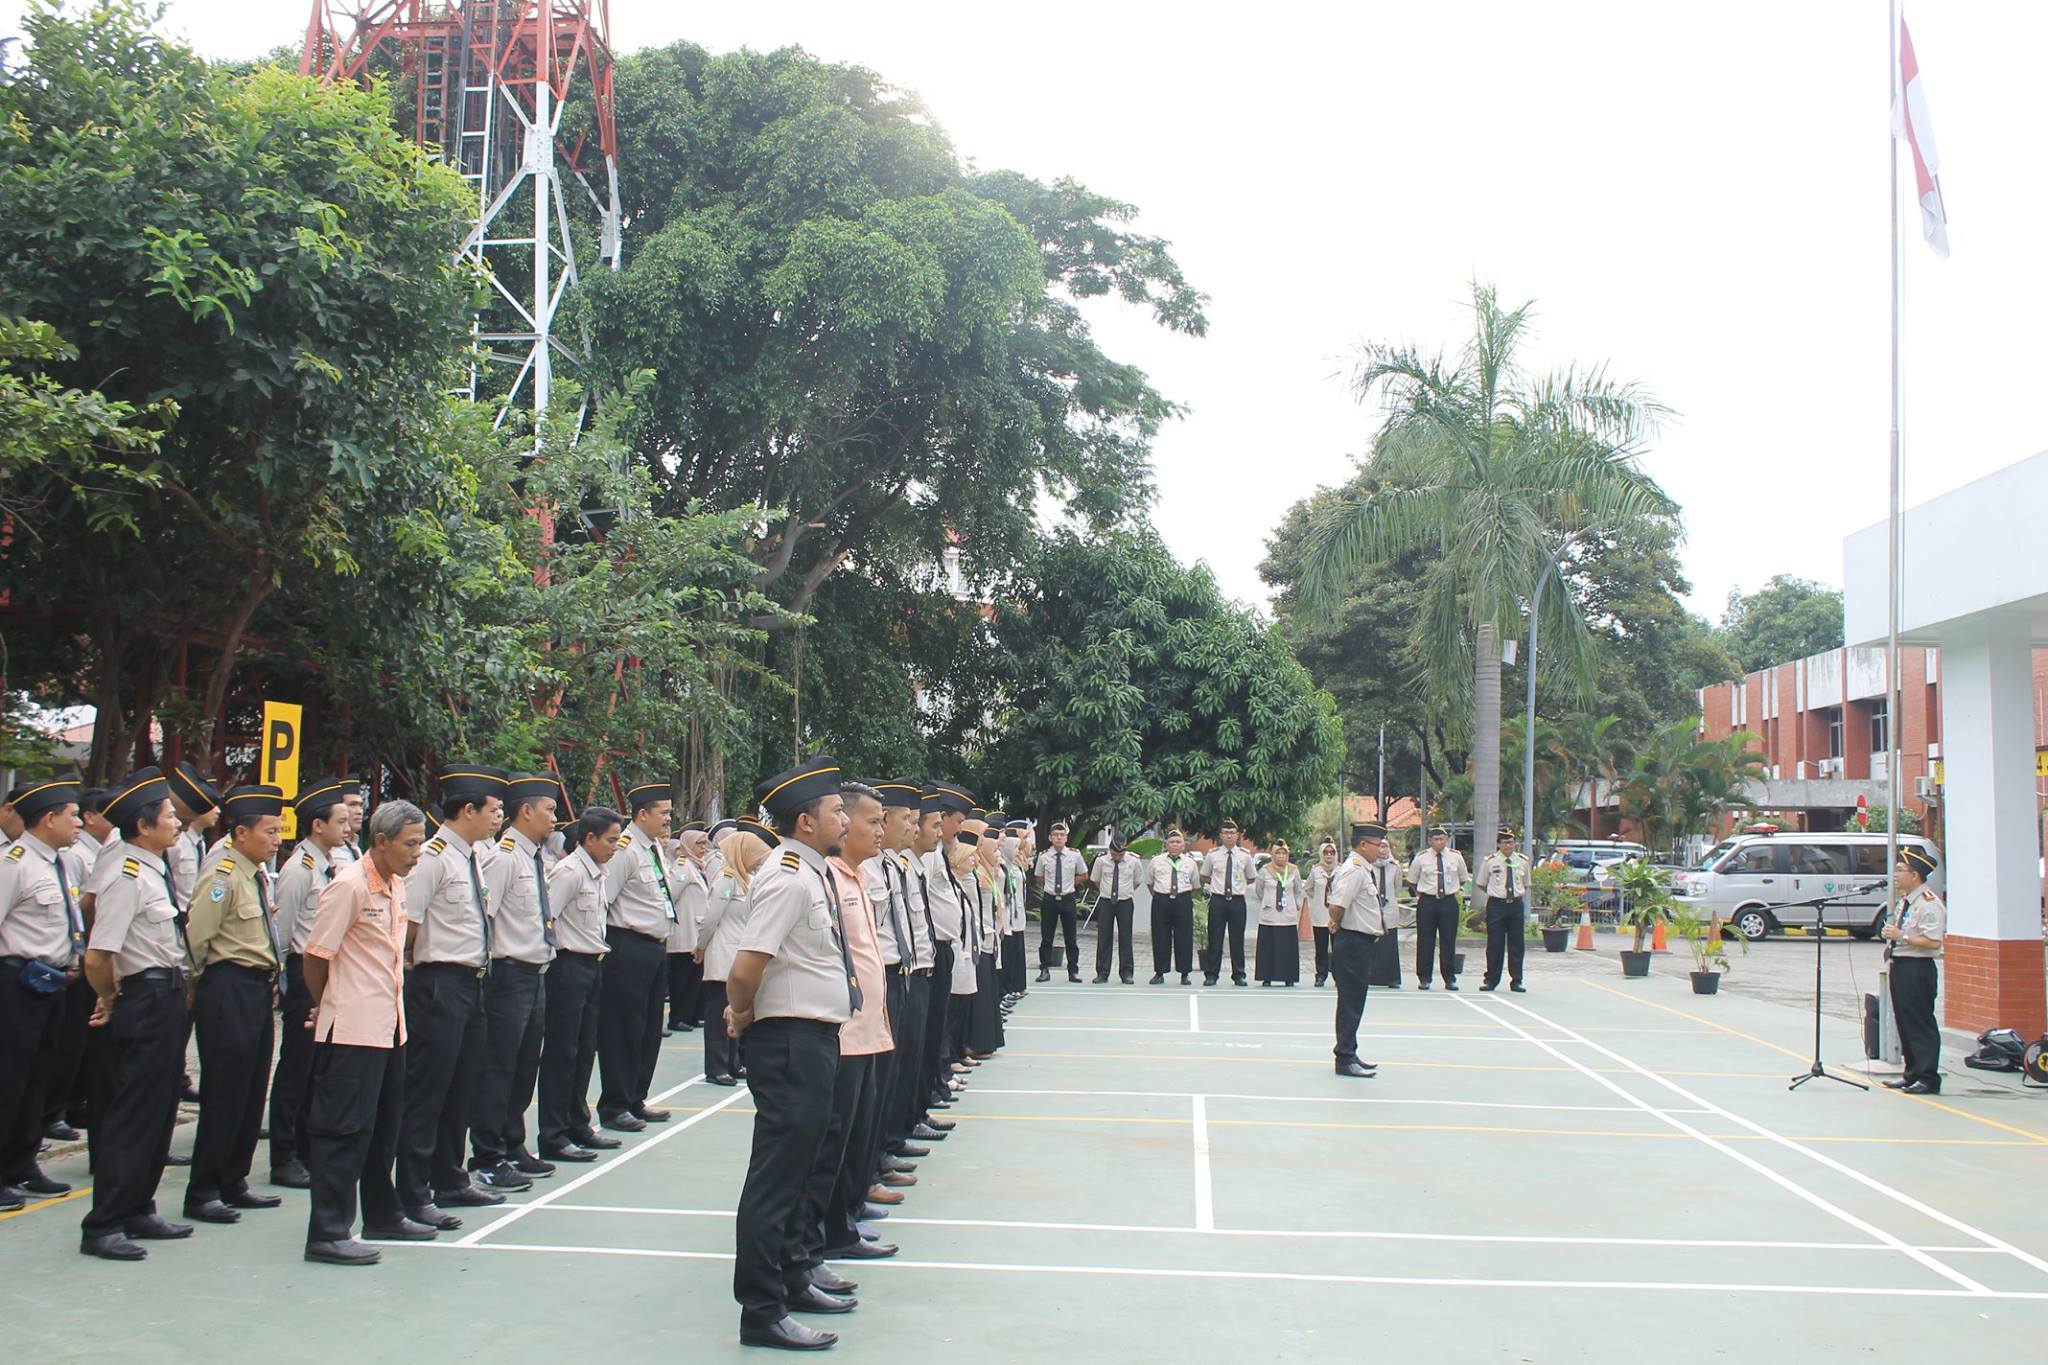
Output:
[1885,0,1902,912]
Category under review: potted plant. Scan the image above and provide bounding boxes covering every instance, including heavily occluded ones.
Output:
[1530,859,1579,953]
[1609,858,1673,978]
[1669,901,1745,994]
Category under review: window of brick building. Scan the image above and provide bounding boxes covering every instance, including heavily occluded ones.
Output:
[1826,707,1844,759]
[1869,699,1888,754]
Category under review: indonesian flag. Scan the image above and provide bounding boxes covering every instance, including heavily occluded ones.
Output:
[1893,15,1949,258]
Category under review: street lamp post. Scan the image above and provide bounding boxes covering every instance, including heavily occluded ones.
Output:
[1522,559,1560,872]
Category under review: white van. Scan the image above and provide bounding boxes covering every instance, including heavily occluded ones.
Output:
[1671,831,1944,942]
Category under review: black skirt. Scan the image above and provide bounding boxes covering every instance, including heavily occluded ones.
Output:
[1255,924,1301,984]
[970,953,1004,1053]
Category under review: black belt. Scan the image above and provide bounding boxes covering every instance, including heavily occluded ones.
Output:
[608,927,667,947]
[416,960,488,979]
[208,961,279,982]
[494,957,550,974]
[556,948,606,963]
[122,967,187,990]
[1335,927,1382,941]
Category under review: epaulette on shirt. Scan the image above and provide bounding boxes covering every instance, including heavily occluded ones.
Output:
[299,851,315,870]
[498,836,518,851]
[618,833,635,849]
[426,837,447,854]
[780,850,803,870]
[4,845,22,862]
[120,857,141,880]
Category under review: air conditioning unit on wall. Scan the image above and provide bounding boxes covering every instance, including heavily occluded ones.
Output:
[1914,776,1935,798]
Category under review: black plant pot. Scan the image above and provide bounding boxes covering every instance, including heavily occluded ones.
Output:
[1452,952,1467,977]
[1619,950,1653,978]
[1690,971,1721,995]
[1541,927,1571,953]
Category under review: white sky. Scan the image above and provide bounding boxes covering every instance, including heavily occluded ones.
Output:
[8,1,2043,621]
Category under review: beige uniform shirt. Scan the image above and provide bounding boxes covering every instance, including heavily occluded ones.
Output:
[1204,846,1257,897]
[701,869,752,982]
[604,826,679,940]
[187,848,285,976]
[921,848,965,944]
[484,828,555,965]
[1330,853,1389,935]
[1254,865,1304,926]
[546,847,609,957]
[669,856,711,954]
[88,844,185,976]
[738,840,854,1025]
[1890,886,1946,959]
[895,850,938,971]
[274,838,339,955]
[1408,847,1471,897]
[1476,851,1532,901]
[1149,852,1202,895]
[0,834,82,967]
[168,830,209,905]
[404,829,492,968]
[1091,852,1140,901]
[1034,848,1086,897]
[861,854,907,968]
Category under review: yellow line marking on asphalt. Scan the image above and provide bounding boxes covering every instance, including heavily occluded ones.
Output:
[0,1187,90,1221]
[1579,980,2048,1148]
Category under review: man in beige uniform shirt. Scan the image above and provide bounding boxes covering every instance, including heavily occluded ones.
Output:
[471,774,561,1191]
[0,776,85,1208]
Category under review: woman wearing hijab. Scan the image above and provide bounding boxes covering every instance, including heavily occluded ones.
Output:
[1305,840,1341,988]
[1254,842,1305,986]
[697,821,774,1086]
[968,829,1005,1056]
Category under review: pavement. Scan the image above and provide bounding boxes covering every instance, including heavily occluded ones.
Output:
[6,936,2047,1362]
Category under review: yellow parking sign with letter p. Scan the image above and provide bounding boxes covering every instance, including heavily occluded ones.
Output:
[261,701,304,840]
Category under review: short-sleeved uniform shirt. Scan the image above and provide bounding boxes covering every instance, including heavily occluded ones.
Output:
[274,838,340,956]
[306,855,408,1046]
[604,825,679,940]
[0,833,82,966]
[546,847,609,957]
[738,840,853,1025]
[186,848,283,976]
[85,843,185,977]
[403,828,491,968]
[484,827,555,965]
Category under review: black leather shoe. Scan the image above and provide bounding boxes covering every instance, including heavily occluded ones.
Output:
[165,1151,190,1167]
[183,1198,241,1224]
[472,1161,532,1192]
[542,1142,598,1163]
[859,1204,889,1221]
[1445,981,1460,991]
[1510,983,1527,993]
[789,1283,858,1313]
[1036,969,1051,983]
[1881,1078,1909,1090]
[1901,1080,1941,1095]
[271,1160,312,1189]
[1417,981,1432,991]
[122,1214,193,1240]
[362,1216,439,1241]
[707,1073,738,1086]
[1121,976,1134,984]
[600,1111,647,1133]
[1180,973,1192,985]
[1069,974,1083,983]
[305,1238,382,1266]
[670,1021,698,1033]
[632,1106,672,1123]
[809,1265,858,1294]
[0,1188,23,1212]
[1314,975,1327,987]
[574,1129,623,1150]
[1334,1061,1377,1079]
[1478,983,1497,992]
[510,1149,556,1178]
[880,1155,916,1174]
[1202,976,1217,987]
[45,1120,82,1142]
[81,1231,148,1261]
[1093,976,1108,984]
[1149,973,1164,985]
[907,1125,947,1142]
[739,1316,837,1350]
[433,1183,506,1208]
[180,1079,202,1104]
[17,1172,71,1196]
[224,1188,283,1210]
[831,1238,898,1259]
[922,1117,955,1131]
[893,1142,930,1158]
[405,1203,463,1231]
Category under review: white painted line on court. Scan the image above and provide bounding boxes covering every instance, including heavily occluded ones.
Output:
[397,1240,2048,1301]
[1486,993,2048,1285]
[1006,1024,1538,1042]
[452,1074,743,1248]
[1188,995,1200,1033]
[965,1085,1714,1116]
[1191,1094,1214,1232]
[527,1203,2008,1255]
[1455,996,1992,1295]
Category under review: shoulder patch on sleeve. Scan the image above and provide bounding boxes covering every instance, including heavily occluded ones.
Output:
[299,851,315,870]
[120,857,141,879]
[779,850,803,870]
[618,833,634,848]
[426,837,446,854]
[5,845,22,862]
[498,836,517,851]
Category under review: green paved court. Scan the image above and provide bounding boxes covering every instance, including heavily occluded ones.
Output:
[6,970,2048,1362]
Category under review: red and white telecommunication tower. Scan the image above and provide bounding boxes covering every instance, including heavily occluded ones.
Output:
[301,2,621,425]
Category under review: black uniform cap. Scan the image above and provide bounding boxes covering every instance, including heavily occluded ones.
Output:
[734,817,778,845]
[872,779,922,810]
[1899,846,1939,879]
[1496,826,1517,843]
[101,769,172,828]
[678,819,708,834]
[754,758,841,823]
[222,784,286,819]
[293,775,358,821]
[8,776,83,824]
[706,817,738,841]
[167,761,221,815]
[1352,823,1388,843]
[506,774,560,807]
[624,780,673,812]
[439,766,510,806]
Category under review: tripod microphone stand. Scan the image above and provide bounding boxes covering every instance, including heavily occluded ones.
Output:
[1785,883,1887,1092]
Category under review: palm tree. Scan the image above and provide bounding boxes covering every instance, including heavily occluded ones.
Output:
[1300,282,1675,853]
[1553,712,1628,836]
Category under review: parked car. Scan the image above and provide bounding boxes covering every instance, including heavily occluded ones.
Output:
[1544,839,1649,911]
[1671,831,1944,942]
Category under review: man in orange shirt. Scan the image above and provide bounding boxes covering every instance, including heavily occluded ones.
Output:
[302,799,430,1266]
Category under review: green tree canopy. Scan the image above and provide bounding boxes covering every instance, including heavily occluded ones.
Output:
[1717,574,1844,674]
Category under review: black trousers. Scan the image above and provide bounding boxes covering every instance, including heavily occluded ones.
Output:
[921,943,953,1104]
[1203,894,1249,983]
[701,978,739,1080]
[667,952,703,1029]
[891,973,930,1140]
[1369,927,1405,987]
[970,952,1004,1053]
[398,962,485,1207]
[1152,893,1194,974]
[1890,956,1941,1088]
[189,963,275,1202]
[81,976,186,1236]
[802,1050,869,1264]
[1414,895,1461,985]
[472,960,546,1166]
[306,1038,404,1243]
[1039,893,1079,972]
[733,1018,840,1329]
[270,953,316,1171]
[1484,897,1526,988]
[0,969,62,1182]
[1095,899,1135,981]
[1331,929,1375,1063]
[598,929,666,1120]
[539,951,603,1150]
[43,975,94,1129]
[869,972,907,1151]
[1313,926,1331,981]
[841,1044,889,1244]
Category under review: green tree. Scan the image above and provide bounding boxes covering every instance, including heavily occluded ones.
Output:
[985,530,1340,841]
[0,316,172,537]
[1717,574,1844,673]
[0,2,474,771]
[1616,724,1767,858]
[1296,282,1676,853]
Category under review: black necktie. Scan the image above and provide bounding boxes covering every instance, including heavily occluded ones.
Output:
[881,861,909,966]
[1224,850,1233,895]
[1278,872,1288,913]
[534,850,555,947]
[1054,849,1064,894]
[912,863,938,952]
[157,861,192,967]
[254,869,285,969]
[1505,857,1516,900]
[54,855,81,960]
[1170,859,1179,895]
[466,850,493,966]
[892,859,920,960]
[819,864,863,1011]
[1436,849,1445,893]
[1110,857,1120,901]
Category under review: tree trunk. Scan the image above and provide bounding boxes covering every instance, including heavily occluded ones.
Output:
[1472,622,1501,854]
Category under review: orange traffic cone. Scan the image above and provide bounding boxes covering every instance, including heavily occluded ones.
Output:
[1651,914,1669,953]
[1574,907,1595,951]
